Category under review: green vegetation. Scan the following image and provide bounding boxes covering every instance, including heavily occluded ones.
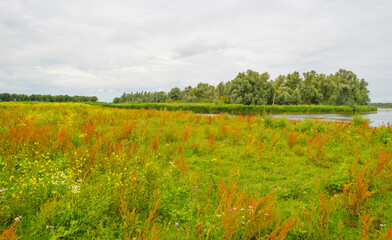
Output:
[0,102,391,239]
[100,102,377,114]
[0,93,98,102]
[114,69,371,107]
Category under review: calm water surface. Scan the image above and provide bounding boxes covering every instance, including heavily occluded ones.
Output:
[272,108,392,127]
[199,108,392,127]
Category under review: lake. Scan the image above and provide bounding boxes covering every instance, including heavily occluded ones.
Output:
[199,108,392,127]
[272,108,392,127]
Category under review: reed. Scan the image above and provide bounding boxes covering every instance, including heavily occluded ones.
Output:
[0,220,18,240]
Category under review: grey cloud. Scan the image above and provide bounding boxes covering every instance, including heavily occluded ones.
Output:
[173,39,229,58]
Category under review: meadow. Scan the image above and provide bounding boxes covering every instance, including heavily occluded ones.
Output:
[0,102,391,239]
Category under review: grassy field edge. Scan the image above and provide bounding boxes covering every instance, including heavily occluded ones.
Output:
[96,102,377,114]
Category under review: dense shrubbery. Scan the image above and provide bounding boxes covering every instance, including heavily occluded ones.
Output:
[114,69,371,107]
[0,93,98,102]
[100,102,377,114]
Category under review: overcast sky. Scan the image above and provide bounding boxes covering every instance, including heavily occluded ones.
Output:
[1,0,391,102]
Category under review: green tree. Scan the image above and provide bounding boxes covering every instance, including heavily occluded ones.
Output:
[189,82,215,102]
[300,71,323,104]
[227,70,271,105]
[334,84,351,106]
[276,91,290,105]
[284,72,302,91]
[168,87,181,101]
[288,89,302,105]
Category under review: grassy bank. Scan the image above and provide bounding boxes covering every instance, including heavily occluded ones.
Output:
[98,102,377,114]
[0,102,390,239]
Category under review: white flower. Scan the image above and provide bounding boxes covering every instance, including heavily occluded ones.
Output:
[71,185,80,194]
[46,225,54,229]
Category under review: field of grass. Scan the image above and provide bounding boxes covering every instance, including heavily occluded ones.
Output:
[0,102,391,239]
[99,102,377,115]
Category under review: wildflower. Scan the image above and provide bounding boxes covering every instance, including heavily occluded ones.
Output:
[211,158,217,162]
[175,222,179,226]
[71,185,80,194]
[79,133,87,138]
[46,225,54,229]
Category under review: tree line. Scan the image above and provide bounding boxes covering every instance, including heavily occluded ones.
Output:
[0,93,98,102]
[370,103,392,107]
[114,69,370,106]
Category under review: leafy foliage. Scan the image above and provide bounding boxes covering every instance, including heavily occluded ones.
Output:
[0,93,98,103]
[114,69,371,107]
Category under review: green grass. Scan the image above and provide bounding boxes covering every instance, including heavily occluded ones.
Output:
[0,102,390,239]
[96,102,377,114]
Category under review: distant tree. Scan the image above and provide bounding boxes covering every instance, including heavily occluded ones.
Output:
[284,72,302,91]
[276,91,290,105]
[0,93,12,101]
[215,82,226,100]
[189,82,215,102]
[168,87,181,101]
[55,95,65,102]
[288,89,302,105]
[356,79,370,105]
[111,68,371,106]
[300,71,323,104]
[334,84,351,106]
[227,70,271,105]
[30,94,42,101]
[274,75,285,89]
[19,94,29,101]
[318,75,336,104]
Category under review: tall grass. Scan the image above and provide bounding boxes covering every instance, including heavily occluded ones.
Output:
[97,102,377,114]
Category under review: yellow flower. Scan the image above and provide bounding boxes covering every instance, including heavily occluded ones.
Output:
[79,133,87,138]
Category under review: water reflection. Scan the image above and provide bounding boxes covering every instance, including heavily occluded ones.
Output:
[272,108,392,127]
[199,108,392,127]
